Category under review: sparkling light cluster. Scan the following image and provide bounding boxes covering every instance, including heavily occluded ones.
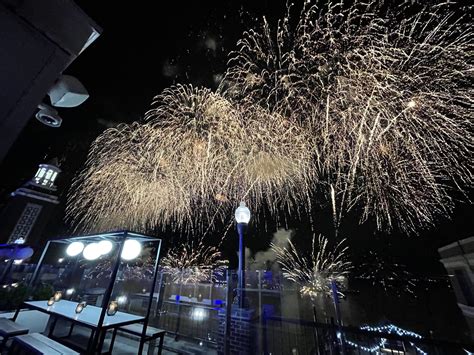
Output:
[221,0,473,233]
[82,255,155,281]
[66,85,313,233]
[347,324,426,354]
[357,251,417,297]
[67,0,472,235]
[271,235,352,299]
[161,239,228,284]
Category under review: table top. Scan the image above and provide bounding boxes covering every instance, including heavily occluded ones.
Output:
[24,300,145,329]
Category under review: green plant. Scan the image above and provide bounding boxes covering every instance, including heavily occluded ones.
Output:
[32,283,54,301]
[0,284,28,311]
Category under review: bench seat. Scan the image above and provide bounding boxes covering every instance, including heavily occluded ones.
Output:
[11,333,79,355]
[119,323,165,339]
[109,323,166,355]
[0,318,28,349]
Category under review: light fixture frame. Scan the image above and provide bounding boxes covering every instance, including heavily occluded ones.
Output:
[19,231,161,354]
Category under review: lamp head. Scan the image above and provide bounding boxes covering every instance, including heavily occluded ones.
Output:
[235,201,251,224]
[35,103,62,127]
[48,75,89,108]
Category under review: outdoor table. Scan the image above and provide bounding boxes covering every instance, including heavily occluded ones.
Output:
[13,300,145,354]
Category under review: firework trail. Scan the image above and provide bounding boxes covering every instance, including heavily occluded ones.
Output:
[271,235,352,299]
[161,239,228,284]
[221,0,473,233]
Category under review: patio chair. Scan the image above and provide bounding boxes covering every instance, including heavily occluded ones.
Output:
[9,333,79,354]
[108,323,166,355]
[0,318,28,350]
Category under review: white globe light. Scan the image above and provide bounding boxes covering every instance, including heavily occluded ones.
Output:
[121,239,142,261]
[98,240,113,255]
[234,201,251,224]
[117,295,128,305]
[191,307,207,321]
[83,243,101,261]
[66,242,84,257]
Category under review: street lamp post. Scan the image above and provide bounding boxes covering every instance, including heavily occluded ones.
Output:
[235,201,251,308]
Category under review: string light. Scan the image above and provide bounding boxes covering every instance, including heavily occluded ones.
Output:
[347,324,427,355]
[360,324,422,339]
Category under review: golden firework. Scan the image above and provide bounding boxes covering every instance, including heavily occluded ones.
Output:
[66,85,313,233]
[221,0,473,233]
[271,235,352,299]
[161,240,228,284]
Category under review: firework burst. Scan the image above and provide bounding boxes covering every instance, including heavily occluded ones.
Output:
[357,251,417,297]
[82,253,155,281]
[161,240,228,284]
[66,85,313,233]
[272,235,352,299]
[222,0,473,233]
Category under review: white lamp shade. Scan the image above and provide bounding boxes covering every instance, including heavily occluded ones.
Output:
[121,239,142,260]
[235,201,251,224]
[191,307,207,321]
[66,242,85,257]
[48,75,89,108]
[98,240,113,255]
[83,243,101,260]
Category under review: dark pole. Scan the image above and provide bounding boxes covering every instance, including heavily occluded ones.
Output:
[138,240,162,355]
[312,305,321,355]
[330,280,345,355]
[237,223,246,308]
[0,259,14,286]
[224,269,233,355]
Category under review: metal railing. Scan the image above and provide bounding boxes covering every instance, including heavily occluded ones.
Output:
[2,265,473,355]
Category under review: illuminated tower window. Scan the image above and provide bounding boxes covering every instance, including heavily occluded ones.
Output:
[32,163,61,190]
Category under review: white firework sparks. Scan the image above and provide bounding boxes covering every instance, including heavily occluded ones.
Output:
[66,1,472,237]
[271,235,352,299]
[161,240,228,284]
[221,0,473,233]
[66,85,313,233]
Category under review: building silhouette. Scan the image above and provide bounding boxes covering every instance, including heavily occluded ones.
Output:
[0,159,61,246]
[439,237,474,339]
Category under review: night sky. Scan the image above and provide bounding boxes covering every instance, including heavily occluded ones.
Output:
[0,0,472,277]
